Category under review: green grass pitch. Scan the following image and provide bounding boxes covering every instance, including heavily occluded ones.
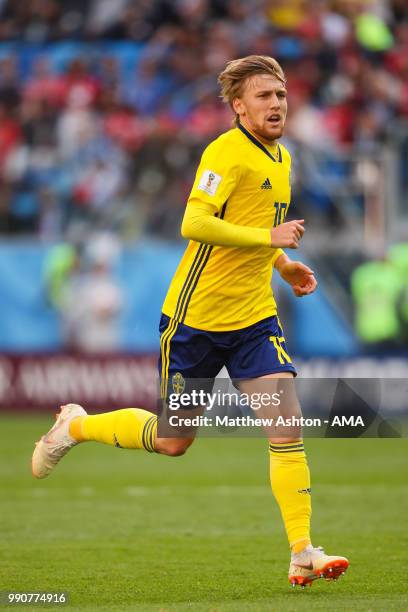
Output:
[0,414,407,611]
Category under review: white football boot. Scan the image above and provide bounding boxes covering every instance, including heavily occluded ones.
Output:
[32,403,87,479]
[289,545,349,588]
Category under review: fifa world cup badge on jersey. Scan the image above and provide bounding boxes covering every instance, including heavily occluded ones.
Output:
[198,169,222,195]
[172,372,185,394]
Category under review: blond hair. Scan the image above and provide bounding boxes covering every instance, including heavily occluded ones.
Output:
[218,55,286,126]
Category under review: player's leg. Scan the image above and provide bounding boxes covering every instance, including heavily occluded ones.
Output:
[228,316,349,586]
[69,405,193,457]
[240,373,349,586]
[239,373,312,552]
[228,317,311,554]
[31,402,186,480]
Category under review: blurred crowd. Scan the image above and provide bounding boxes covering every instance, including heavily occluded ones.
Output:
[0,0,406,242]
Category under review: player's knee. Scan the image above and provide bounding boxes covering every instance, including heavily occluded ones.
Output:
[156,438,193,457]
[269,437,302,444]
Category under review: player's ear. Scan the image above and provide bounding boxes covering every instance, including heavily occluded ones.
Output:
[232,97,244,117]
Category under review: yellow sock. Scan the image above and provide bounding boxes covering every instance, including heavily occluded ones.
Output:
[269,440,311,551]
[69,408,157,452]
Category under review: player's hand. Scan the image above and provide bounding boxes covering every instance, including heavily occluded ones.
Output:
[270,220,304,249]
[278,261,318,297]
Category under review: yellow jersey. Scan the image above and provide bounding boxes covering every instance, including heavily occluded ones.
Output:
[162,124,292,331]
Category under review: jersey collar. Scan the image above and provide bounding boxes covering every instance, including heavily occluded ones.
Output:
[237,121,282,163]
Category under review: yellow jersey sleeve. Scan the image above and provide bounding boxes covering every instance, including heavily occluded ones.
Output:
[271,247,284,266]
[188,137,241,212]
[181,201,271,247]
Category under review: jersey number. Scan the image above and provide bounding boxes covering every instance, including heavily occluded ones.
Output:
[273,202,287,227]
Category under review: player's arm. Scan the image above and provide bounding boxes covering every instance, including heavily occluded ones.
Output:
[182,201,306,249]
[274,251,318,297]
[182,201,270,247]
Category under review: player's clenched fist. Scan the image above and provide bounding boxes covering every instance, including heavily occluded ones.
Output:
[270,220,305,248]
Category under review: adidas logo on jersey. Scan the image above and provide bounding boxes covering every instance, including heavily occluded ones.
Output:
[261,178,272,189]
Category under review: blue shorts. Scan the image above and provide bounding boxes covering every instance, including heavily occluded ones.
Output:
[158,313,296,399]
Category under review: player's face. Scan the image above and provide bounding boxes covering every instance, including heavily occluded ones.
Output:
[233,74,288,144]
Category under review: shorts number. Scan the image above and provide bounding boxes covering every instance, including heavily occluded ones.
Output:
[270,335,292,364]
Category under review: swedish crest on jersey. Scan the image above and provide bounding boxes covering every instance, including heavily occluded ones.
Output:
[172,372,185,394]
